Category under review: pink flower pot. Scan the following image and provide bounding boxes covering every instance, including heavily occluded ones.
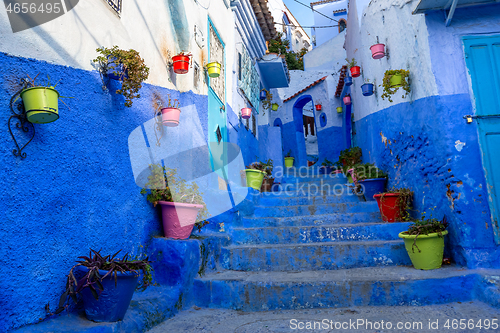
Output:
[161,107,181,127]
[241,107,251,119]
[158,201,203,239]
[343,96,351,105]
[370,44,386,59]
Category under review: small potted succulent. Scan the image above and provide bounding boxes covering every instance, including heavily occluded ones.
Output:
[346,58,360,77]
[160,95,181,127]
[374,188,413,222]
[319,158,334,174]
[361,79,374,96]
[245,161,267,190]
[381,69,410,102]
[399,215,448,270]
[93,46,150,107]
[141,164,209,239]
[284,149,294,168]
[55,249,153,322]
[260,159,274,192]
[351,163,387,201]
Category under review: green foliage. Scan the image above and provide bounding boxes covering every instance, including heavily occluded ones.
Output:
[267,33,308,70]
[140,164,209,231]
[404,215,448,253]
[93,45,150,107]
[345,58,357,69]
[260,159,274,180]
[338,147,362,167]
[261,89,273,116]
[54,249,153,315]
[381,69,411,103]
[321,158,334,167]
[352,163,387,181]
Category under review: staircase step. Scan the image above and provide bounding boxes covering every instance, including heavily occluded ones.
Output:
[259,193,361,206]
[253,202,379,217]
[221,240,410,271]
[280,176,347,185]
[231,222,412,245]
[237,212,382,228]
[194,266,482,311]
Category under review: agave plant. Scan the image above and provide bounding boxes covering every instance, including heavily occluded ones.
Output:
[55,249,153,314]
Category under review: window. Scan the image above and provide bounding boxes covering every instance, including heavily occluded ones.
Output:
[296,31,302,38]
[193,61,200,91]
[209,23,225,102]
[304,41,310,48]
[104,0,122,15]
[237,45,260,112]
[338,19,347,33]
[238,53,242,81]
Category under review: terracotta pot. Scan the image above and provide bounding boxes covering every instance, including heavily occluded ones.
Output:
[261,177,274,192]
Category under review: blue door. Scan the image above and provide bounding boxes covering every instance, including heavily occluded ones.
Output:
[463,35,500,244]
[208,20,227,178]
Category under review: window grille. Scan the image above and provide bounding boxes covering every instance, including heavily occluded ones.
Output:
[105,0,122,14]
[238,45,260,112]
[209,24,225,103]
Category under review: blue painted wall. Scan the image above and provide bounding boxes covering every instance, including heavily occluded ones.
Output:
[317,125,344,163]
[354,94,499,269]
[0,52,212,331]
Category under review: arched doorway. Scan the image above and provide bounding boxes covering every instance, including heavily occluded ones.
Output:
[292,95,317,167]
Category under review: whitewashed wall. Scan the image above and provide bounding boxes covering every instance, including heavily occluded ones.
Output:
[0,0,234,98]
[345,0,438,121]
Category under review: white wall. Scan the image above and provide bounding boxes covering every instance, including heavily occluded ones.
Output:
[345,0,438,121]
[304,31,346,71]
[311,0,348,48]
[0,0,234,98]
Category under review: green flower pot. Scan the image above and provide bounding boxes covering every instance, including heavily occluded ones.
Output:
[284,157,294,168]
[245,169,266,190]
[389,74,403,88]
[21,86,60,124]
[398,230,448,270]
[336,107,343,113]
[271,103,279,111]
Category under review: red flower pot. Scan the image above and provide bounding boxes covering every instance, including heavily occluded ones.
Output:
[343,96,351,105]
[241,107,251,119]
[370,44,386,59]
[315,104,322,111]
[172,54,191,74]
[373,193,408,223]
[350,66,361,77]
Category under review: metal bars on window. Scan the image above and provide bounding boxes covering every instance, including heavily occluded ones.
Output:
[209,24,225,103]
[105,0,122,15]
[238,45,260,113]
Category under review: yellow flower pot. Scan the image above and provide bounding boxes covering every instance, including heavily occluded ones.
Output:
[207,62,221,78]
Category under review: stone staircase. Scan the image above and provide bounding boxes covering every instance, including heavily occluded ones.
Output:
[192,170,480,310]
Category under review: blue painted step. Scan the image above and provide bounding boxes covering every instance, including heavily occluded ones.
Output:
[259,194,361,206]
[194,266,482,311]
[236,212,382,228]
[221,240,410,271]
[231,222,412,245]
[253,201,379,217]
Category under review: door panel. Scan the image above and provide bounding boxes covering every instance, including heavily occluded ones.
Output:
[463,35,500,243]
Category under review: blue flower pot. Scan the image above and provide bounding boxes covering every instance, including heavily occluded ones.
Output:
[361,83,374,96]
[345,76,353,86]
[358,178,387,201]
[260,90,267,100]
[272,183,281,192]
[106,56,128,81]
[77,266,139,322]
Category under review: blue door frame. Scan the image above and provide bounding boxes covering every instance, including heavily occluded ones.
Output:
[463,34,500,244]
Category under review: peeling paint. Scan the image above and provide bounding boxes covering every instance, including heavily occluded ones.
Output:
[455,140,466,152]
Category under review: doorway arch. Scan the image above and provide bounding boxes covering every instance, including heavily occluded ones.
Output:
[292,95,318,167]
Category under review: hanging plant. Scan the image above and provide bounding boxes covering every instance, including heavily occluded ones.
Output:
[261,89,274,115]
[381,69,410,103]
[346,58,360,77]
[93,46,150,107]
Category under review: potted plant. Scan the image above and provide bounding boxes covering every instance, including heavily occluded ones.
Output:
[351,163,387,201]
[206,61,221,78]
[93,46,150,107]
[381,69,410,102]
[338,147,362,167]
[399,216,448,270]
[336,106,343,113]
[245,161,267,190]
[160,95,181,127]
[370,43,386,59]
[260,89,274,116]
[271,103,279,111]
[361,79,374,96]
[19,74,63,124]
[260,159,274,192]
[55,249,153,322]
[319,158,334,174]
[284,149,294,168]
[315,104,322,111]
[346,58,360,77]
[344,75,353,86]
[374,188,413,222]
[343,95,351,105]
[171,52,192,74]
[141,164,209,239]
[260,89,267,100]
